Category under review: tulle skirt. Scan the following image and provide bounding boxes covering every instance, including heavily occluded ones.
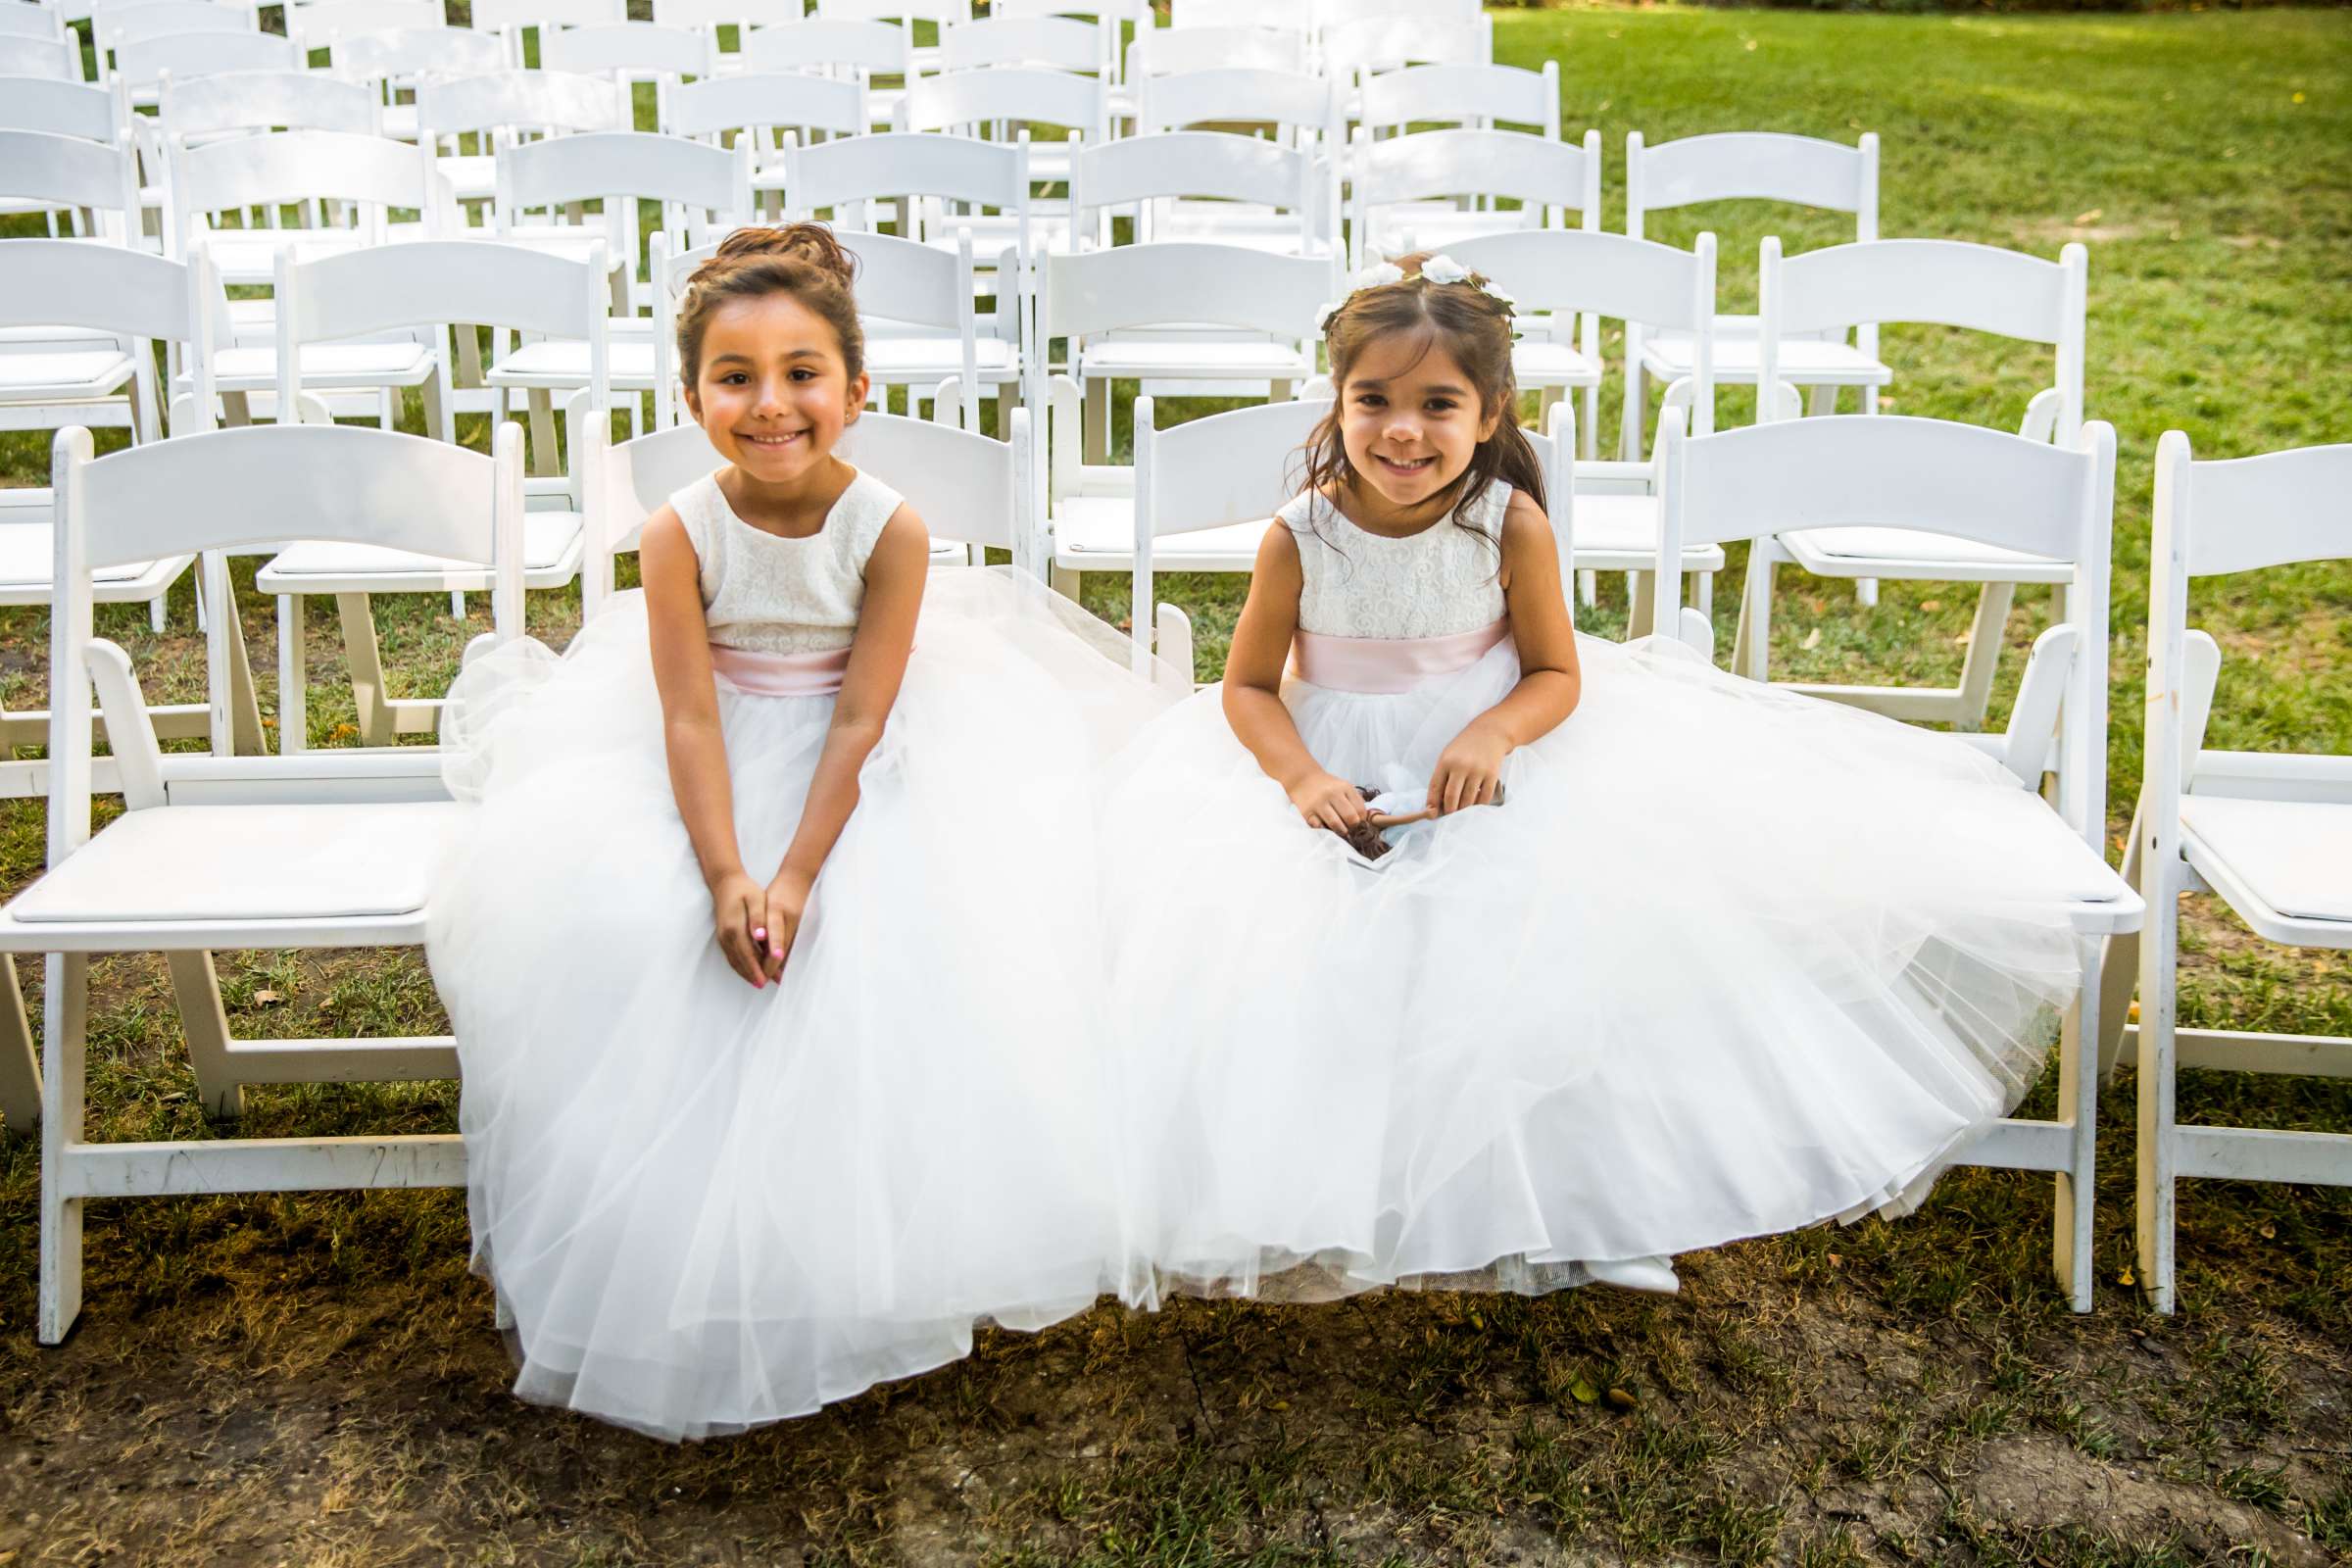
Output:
[1102,632,2119,1302]
[425,568,1174,1441]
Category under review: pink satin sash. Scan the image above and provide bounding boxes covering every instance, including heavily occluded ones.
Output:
[1290,617,1512,695]
[710,642,853,697]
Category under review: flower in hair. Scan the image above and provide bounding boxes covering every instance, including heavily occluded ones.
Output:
[1351,261,1407,290]
[1419,254,1471,286]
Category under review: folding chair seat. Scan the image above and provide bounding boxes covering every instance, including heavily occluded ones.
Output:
[251,240,613,750]
[1736,237,2090,725]
[2113,434,2352,1315]
[7,418,525,1345]
[1347,126,1602,271]
[1625,131,1886,442]
[1649,409,2138,1313]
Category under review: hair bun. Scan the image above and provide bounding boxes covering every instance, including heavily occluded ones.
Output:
[703,223,858,289]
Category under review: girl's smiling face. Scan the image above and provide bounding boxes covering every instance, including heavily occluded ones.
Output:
[682,291,868,486]
[1337,329,1502,524]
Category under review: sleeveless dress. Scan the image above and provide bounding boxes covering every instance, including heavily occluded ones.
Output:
[426,466,1171,1441]
[1102,481,2122,1301]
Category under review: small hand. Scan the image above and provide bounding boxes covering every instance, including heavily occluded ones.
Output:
[1287,769,1370,836]
[759,866,813,982]
[708,869,771,989]
[1429,725,1509,815]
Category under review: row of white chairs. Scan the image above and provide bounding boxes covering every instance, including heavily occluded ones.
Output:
[17,398,2343,1336]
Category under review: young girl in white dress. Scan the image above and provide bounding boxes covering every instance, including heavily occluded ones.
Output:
[427,226,1167,1441]
[1103,254,2116,1302]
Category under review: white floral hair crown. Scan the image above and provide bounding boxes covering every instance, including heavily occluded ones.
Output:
[1316,255,1519,337]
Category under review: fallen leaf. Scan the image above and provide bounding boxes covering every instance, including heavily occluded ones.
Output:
[2072,209,2104,226]
[1742,37,1758,51]
[2291,91,2305,104]
[1570,1375,1599,1405]
[1604,1388,1637,1411]
[2259,1222,2277,1240]
[1800,627,1822,652]
[1828,1252,1843,1267]
[2119,1266,2136,1287]
[254,988,282,1005]
[1269,1398,1291,1411]
[1918,599,1942,612]
[1954,628,1974,646]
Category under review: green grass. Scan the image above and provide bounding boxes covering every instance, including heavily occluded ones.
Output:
[1,8,2350,1565]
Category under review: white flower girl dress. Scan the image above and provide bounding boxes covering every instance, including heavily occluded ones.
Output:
[1104,481,2122,1301]
[427,468,1167,1440]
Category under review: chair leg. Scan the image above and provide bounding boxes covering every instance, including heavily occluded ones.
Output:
[1577,568,1596,609]
[39,953,88,1345]
[277,593,307,755]
[2137,833,2180,1315]
[1732,544,1776,683]
[148,593,167,634]
[525,389,559,478]
[336,593,397,748]
[450,592,466,619]
[168,951,245,1122]
[2097,798,2143,1084]
[219,577,266,758]
[2052,933,2102,1313]
[1084,378,1110,466]
[1049,564,1081,602]
[1627,571,1655,640]
[0,955,38,1133]
[1953,581,2018,733]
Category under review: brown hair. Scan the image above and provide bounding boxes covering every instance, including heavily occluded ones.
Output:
[1296,251,1546,554]
[674,223,864,390]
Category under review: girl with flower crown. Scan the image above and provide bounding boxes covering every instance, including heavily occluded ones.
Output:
[1102,253,2114,1303]
[425,225,1169,1440]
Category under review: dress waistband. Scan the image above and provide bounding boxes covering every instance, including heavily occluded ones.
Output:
[710,642,853,697]
[1290,617,1512,695]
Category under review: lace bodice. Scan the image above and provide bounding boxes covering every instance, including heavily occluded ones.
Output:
[670,466,904,655]
[1284,481,1510,640]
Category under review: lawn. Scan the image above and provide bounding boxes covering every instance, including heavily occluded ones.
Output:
[2,7,2350,1565]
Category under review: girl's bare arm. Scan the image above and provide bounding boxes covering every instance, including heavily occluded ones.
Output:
[1427,493,1583,812]
[1223,522,1369,834]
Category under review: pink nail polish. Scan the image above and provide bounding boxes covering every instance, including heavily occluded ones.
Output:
[753,926,767,941]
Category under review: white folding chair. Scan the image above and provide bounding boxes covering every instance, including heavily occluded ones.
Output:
[1032,241,1328,587]
[1073,128,1327,260]
[812,0,970,79]
[1166,0,1311,33]
[165,127,451,284]
[330,25,512,146]
[471,0,630,69]
[1132,65,1332,150]
[1322,11,1491,88]
[653,222,1012,433]
[1737,238,2089,726]
[0,33,81,81]
[1124,23,1304,80]
[580,402,1031,625]
[0,74,125,144]
[740,14,910,132]
[942,13,1097,74]
[9,418,525,1342]
[540,20,717,129]
[1348,125,1602,270]
[1354,59,1557,139]
[94,0,259,74]
[1446,228,1723,619]
[897,63,1100,214]
[144,67,384,215]
[1625,130,1884,443]
[650,0,808,74]
[785,128,1030,289]
[112,29,290,109]
[0,239,225,777]
[0,6,69,41]
[2122,434,2352,1314]
[664,70,864,213]
[411,67,628,219]
[1653,410,2139,1312]
[0,124,141,245]
[284,0,444,56]
[257,239,612,750]
[1122,390,1326,679]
